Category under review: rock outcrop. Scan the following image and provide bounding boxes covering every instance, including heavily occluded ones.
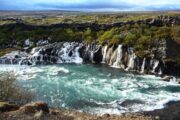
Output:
[0,16,179,31]
[0,101,153,120]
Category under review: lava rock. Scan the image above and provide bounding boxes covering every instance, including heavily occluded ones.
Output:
[120,99,145,107]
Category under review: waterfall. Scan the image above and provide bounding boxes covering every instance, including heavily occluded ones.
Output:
[56,42,83,64]
[29,48,42,65]
[112,45,123,68]
[152,60,159,73]
[140,58,146,74]
[126,53,136,71]
[90,51,94,63]
[18,59,24,65]
[71,46,83,64]
[89,44,95,63]
[158,68,162,75]
[126,48,136,71]
[101,45,108,63]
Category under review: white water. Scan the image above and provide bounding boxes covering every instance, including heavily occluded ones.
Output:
[55,42,83,64]
[112,45,123,68]
[101,45,108,63]
[152,60,159,73]
[170,77,177,83]
[158,68,163,75]
[90,51,94,63]
[126,48,136,71]
[71,46,83,64]
[140,58,146,74]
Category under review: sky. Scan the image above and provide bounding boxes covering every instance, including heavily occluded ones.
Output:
[0,0,180,11]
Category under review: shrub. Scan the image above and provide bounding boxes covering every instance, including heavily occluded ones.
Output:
[0,73,34,105]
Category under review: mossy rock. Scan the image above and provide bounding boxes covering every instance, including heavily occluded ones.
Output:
[136,50,151,58]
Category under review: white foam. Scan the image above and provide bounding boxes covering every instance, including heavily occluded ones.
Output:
[47,66,69,75]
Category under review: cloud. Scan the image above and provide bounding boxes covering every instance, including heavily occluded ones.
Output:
[0,0,179,11]
[36,1,133,10]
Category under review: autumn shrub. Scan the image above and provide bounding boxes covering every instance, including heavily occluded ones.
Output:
[0,73,34,105]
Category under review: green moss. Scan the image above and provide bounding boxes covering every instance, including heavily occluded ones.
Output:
[135,51,151,58]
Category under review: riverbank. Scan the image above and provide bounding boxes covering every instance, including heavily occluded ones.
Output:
[0,101,153,120]
[1,101,180,120]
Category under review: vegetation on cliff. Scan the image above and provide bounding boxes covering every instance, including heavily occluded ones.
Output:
[0,23,179,47]
[0,12,180,67]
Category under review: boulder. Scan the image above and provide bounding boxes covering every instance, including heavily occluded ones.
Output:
[120,99,145,107]
[19,102,49,114]
[162,76,172,82]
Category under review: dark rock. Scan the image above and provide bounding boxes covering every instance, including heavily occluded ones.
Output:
[144,101,180,120]
[93,47,103,63]
[162,76,173,82]
[0,102,19,112]
[103,114,110,118]
[120,99,145,107]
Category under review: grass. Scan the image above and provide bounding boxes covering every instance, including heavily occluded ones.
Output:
[0,11,179,25]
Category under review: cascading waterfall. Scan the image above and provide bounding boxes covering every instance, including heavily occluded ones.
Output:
[101,45,108,63]
[152,60,159,73]
[56,42,72,63]
[90,51,94,62]
[31,47,40,54]
[158,68,162,75]
[18,59,23,65]
[71,46,83,64]
[0,42,165,75]
[140,58,146,74]
[30,49,42,65]
[112,45,123,68]
[18,57,27,65]
[126,48,136,71]
[89,45,95,63]
[56,42,83,64]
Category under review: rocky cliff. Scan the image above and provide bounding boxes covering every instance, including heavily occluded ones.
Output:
[1,41,179,76]
[0,15,180,75]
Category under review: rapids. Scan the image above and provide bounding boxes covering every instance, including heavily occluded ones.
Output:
[0,64,180,115]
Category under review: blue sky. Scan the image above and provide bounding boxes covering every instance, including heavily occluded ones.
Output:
[0,0,180,11]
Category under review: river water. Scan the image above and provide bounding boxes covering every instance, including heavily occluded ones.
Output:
[0,64,180,115]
